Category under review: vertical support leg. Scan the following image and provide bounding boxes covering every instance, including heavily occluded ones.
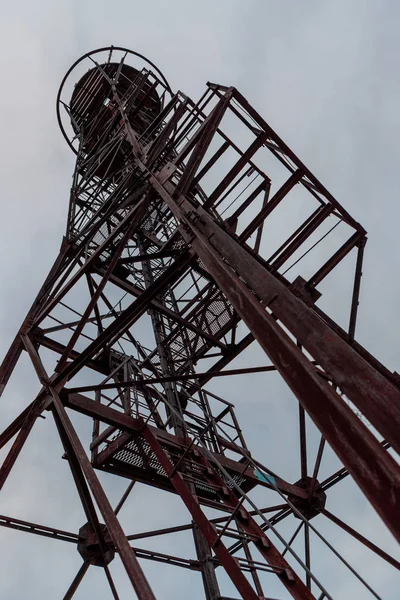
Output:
[52,394,157,600]
[53,393,157,600]
[22,335,156,600]
[304,523,311,590]
[348,240,366,342]
[193,521,221,600]
[167,209,400,542]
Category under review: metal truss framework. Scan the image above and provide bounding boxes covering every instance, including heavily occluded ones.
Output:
[0,46,399,599]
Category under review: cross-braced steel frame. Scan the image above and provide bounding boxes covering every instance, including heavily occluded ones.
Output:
[0,46,399,600]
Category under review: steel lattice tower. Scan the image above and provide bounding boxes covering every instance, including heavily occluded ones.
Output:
[0,46,399,599]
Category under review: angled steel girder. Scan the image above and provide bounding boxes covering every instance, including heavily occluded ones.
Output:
[127,133,400,543]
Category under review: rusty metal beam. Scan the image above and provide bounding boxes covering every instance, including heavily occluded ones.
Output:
[240,170,304,241]
[322,509,400,571]
[63,562,90,600]
[348,239,366,341]
[22,336,157,600]
[148,187,400,541]
[0,514,78,543]
[307,231,361,289]
[179,203,400,457]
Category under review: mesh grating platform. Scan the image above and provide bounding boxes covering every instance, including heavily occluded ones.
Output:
[101,432,249,505]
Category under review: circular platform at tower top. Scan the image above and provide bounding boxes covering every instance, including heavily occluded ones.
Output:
[70,62,162,139]
[57,46,172,155]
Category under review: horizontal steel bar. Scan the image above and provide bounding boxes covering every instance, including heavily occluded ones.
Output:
[68,364,276,394]
[126,505,287,542]
[0,514,78,543]
[129,546,200,571]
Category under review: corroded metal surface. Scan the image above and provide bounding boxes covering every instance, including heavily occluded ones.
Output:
[0,46,398,600]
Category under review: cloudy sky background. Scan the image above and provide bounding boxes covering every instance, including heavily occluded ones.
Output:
[0,1,399,598]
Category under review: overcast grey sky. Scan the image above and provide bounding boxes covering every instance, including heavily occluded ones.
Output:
[0,1,399,598]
